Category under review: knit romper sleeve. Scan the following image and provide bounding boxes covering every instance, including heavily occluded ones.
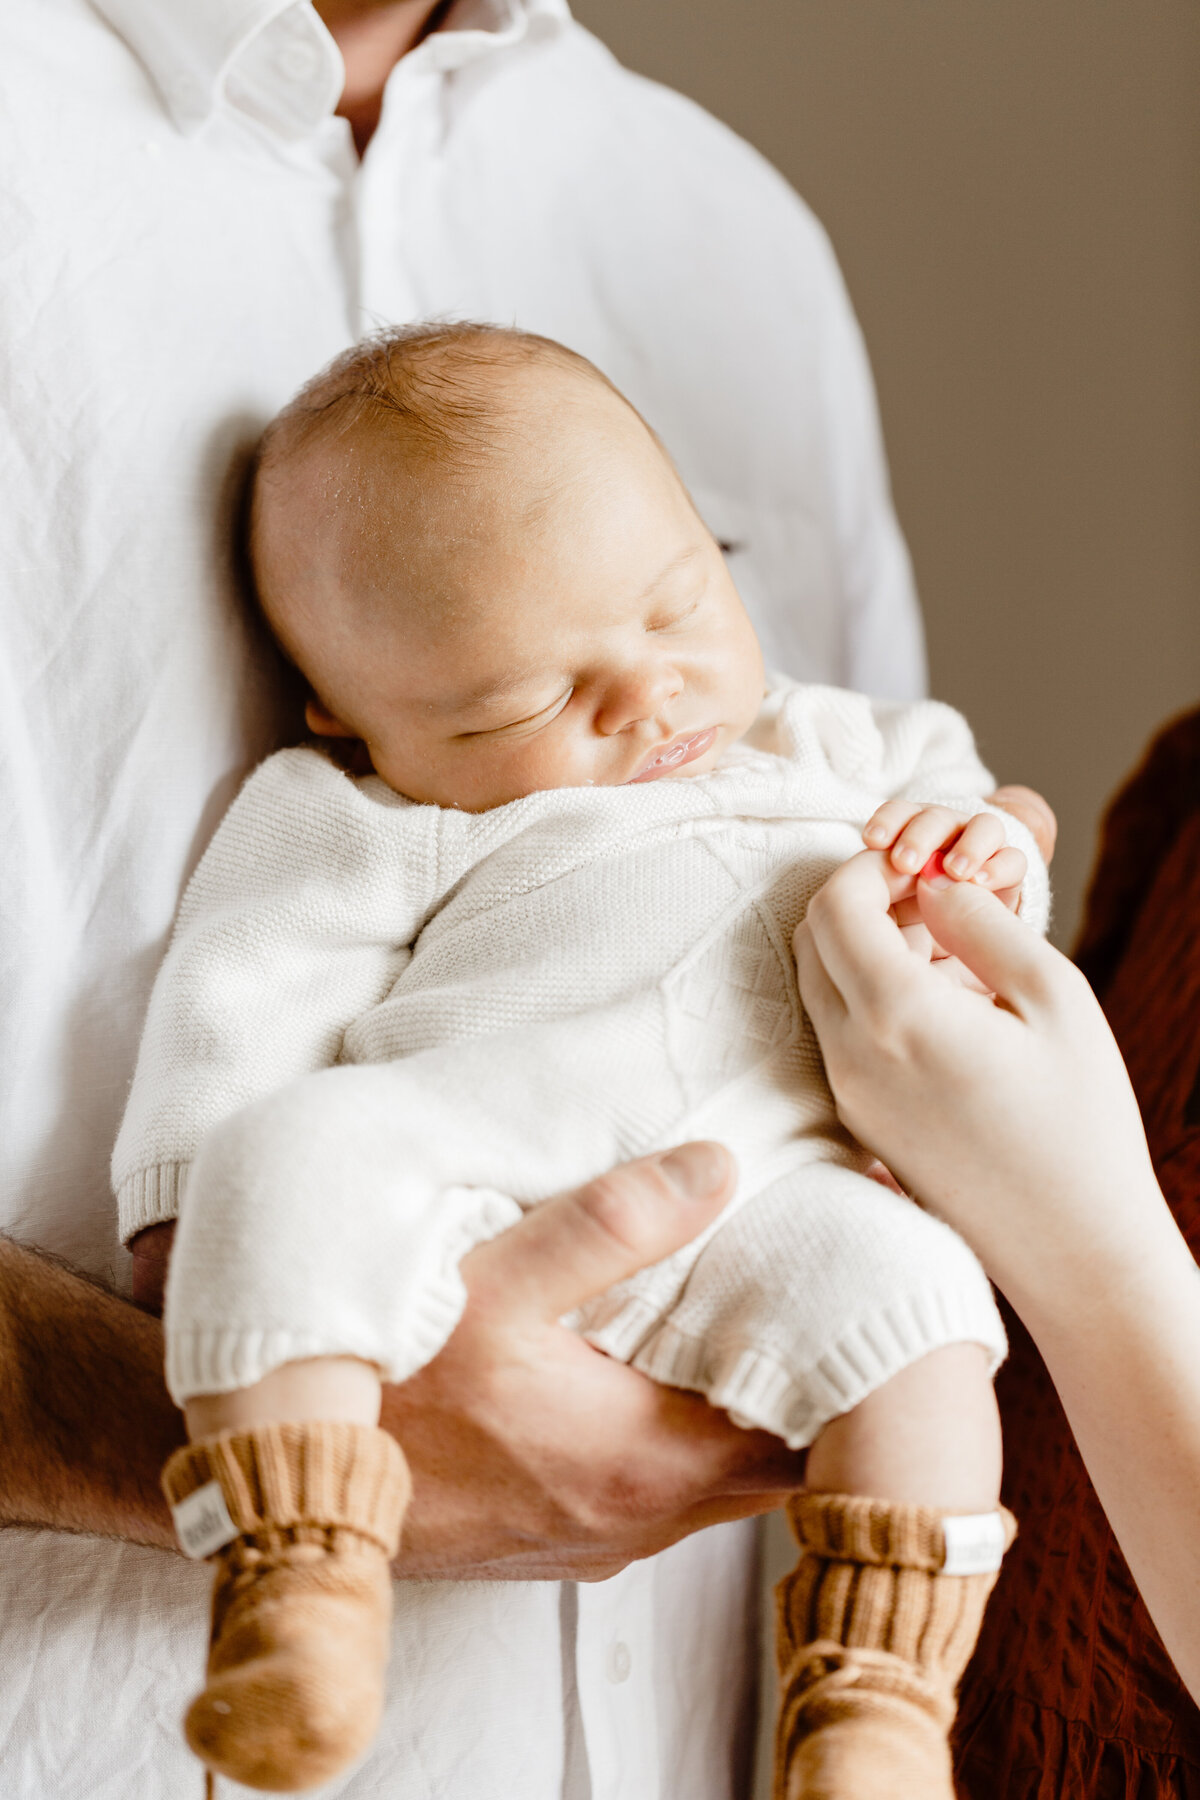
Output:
[111,748,440,1243]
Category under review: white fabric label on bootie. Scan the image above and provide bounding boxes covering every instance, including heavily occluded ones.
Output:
[171,1480,238,1560]
[941,1511,1008,1575]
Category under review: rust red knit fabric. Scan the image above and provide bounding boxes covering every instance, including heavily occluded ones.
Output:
[954,708,1200,1798]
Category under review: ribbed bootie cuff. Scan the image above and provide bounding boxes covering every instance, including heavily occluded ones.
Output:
[787,1492,1017,1573]
[163,1422,410,1557]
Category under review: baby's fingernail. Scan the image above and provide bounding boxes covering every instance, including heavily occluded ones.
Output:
[895,846,921,871]
[863,821,888,843]
[973,868,992,885]
[658,1142,729,1200]
[946,852,970,877]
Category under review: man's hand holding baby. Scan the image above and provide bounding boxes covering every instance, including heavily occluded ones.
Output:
[130,1148,806,1584]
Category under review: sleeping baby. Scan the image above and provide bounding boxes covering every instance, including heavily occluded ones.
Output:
[113,324,1050,1798]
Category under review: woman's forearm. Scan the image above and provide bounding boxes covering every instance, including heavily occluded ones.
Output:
[1011,1209,1200,1701]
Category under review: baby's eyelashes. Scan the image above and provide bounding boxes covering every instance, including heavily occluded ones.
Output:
[645,597,701,634]
[457,688,574,739]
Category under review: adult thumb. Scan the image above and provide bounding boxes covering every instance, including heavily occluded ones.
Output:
[917,872,1058,1013]
[464,1143,737,1323]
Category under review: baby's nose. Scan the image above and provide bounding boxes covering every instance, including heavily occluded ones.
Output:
[595,664,684,735]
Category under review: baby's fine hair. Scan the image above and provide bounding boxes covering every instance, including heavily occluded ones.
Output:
[254,320,629,482]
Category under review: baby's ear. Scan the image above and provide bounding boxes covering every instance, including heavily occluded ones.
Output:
[303,699,374,776]
[305,697,355,739]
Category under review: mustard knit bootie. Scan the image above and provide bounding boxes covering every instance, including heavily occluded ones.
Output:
[163,1421,410,1794]
[774,1493,1016,1800]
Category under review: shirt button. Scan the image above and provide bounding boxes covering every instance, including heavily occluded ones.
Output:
[606,1641,632,1684]
[279,40,320,81]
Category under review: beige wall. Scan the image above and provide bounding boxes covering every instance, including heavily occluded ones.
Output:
[573,0,1200,945]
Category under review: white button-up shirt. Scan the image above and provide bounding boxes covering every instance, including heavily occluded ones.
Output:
[0,2,923,1793]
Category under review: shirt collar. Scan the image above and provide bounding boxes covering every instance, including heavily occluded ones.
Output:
[91,0,569,139]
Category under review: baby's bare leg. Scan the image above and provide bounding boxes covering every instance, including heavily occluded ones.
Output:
[775,1346,1012,1800]
[165,1358,407,1794]
[804,1342,1000,1509]
[184,1355,383,1437]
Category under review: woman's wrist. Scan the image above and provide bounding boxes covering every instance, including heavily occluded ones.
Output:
[997,1179,1190,1347]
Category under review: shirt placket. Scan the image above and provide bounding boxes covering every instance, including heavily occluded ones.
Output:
[354,57,444,331]
[574,1563,661,1800]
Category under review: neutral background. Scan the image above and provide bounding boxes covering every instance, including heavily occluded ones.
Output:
[574,0,1200,949]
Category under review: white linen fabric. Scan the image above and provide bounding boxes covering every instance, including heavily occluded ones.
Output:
[115,686,1037,1430]
[0,0,925,1793]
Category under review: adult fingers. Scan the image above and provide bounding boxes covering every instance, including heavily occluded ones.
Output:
[793,920,848,1039]
[799,852,921,1017]
[915,874,1064,1014]
[464,1143,737,1323]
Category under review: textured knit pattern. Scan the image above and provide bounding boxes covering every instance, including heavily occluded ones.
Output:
[113,683,1049,1421]
[775,1494,1017,1800]
[164,1424,408,1792]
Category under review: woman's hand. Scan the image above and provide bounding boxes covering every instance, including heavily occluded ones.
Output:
[793,850,1159,1311]
[795,850,1200,1702]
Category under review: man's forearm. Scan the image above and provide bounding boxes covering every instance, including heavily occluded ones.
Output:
[0,1237,182,1548]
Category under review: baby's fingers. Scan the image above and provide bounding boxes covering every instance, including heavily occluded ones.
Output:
[940,812,1006,880]
[862,799,924,851]
[971,845,1027,910]
[886,805,974,875]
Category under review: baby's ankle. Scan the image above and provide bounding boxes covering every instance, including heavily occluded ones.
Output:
[183,1354,383,1441]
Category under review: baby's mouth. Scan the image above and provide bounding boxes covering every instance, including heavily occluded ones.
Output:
[626,727,718,784]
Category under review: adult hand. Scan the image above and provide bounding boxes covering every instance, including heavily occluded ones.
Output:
[794,851,1160,1312]
[796,848,1200,1703]
[385,1141,804,1579]
[132,1144,804,1581]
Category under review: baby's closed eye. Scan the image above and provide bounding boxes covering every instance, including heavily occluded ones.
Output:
[457,688,575,739]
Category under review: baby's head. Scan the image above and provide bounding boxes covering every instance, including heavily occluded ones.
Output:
[250,323,765,810]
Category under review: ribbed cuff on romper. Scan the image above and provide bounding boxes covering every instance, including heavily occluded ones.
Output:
[117,1161,189,1242]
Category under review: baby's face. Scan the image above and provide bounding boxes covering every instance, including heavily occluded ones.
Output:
[256,370,765,811]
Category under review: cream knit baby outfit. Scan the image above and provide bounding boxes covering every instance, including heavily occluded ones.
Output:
[114,684,1047,1443]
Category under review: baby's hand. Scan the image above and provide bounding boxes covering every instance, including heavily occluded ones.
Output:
[861,802,1028,909]
[861,803,1028,989]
